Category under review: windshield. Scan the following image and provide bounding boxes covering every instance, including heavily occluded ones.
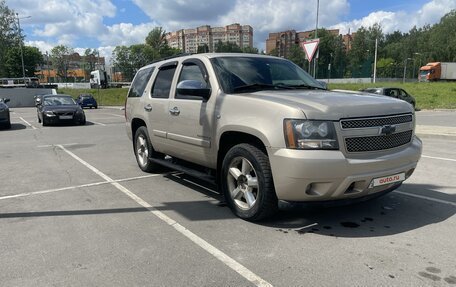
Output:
[44,96,76,106]
[420,70,429,76]
[211,56,323,94]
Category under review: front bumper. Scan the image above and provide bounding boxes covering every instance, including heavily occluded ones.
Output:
[268,136,422,201]
[43,113,85,124]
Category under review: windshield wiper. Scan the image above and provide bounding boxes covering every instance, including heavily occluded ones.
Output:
[233,83,295,93]
[286,84,327,90]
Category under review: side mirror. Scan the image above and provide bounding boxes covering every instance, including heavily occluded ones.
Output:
[3,98,10,103]
[176,80,211,101]
[35,98,42,106]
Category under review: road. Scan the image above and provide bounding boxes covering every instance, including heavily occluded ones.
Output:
[0,108,455,286]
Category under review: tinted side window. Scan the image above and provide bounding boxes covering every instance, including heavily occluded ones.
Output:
[151,66,177,98]
[128,67,155,98]
[179,64,206,82]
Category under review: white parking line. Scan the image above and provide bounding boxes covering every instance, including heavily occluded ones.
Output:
[422,155,456,162]
[394,190,456,207]
[0,173,167,201]
[56,144,272,287]
[103,113,124,118]
[89,121,107,126]
[19,117,37,130]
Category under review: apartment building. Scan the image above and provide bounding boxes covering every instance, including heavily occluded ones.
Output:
[266,29,354,58]
[166,24,253,53]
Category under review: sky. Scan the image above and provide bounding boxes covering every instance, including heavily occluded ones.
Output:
[6,0,456,64]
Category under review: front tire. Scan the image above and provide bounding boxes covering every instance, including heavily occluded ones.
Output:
[134,126,163,173]
[221,144,278,221]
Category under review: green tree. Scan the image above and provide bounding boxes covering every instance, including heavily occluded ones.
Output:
[81,48,98,80]
[111,46,135,81]
[4,46,42,77]
[197,44,209,53]
[286,44,306,69]
[146,27,168,51]
[0,0,22,77]
[242,46,259,54]
[214,41,242,52]
[50,45,73,82]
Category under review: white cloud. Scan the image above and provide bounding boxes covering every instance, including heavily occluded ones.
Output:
[99,22,159,46]
[11,0,456,57]
[331,0,456,34]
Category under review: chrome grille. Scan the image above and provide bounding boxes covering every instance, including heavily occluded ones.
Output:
[345,130,413,152]
[341,114,412,129]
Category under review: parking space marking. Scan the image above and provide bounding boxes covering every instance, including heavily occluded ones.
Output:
[102,113,124,118]
[394,190,456,207]
[56,144,272,287]
[19,117,37,130]
[422,155,456,162]
[89,121,107,126]
[0,174,166,201]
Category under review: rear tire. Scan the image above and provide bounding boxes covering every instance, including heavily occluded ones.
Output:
[221,143,278,221]
[134,126,163,173]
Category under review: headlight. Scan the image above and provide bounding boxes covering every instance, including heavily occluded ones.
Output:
[44,111,55,117]
[284,119,339,150]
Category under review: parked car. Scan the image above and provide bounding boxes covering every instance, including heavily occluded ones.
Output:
[0,98,11,129]
[125,53,422,221]
[37,95,86,126]
[360,87,416,109]
[76,93,98,109]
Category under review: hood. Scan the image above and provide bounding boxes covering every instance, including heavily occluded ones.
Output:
[237,89,413,120]
[43,104,81,112]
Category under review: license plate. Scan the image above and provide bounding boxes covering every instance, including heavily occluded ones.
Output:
[59,115,73,120]
[369,173,405,188]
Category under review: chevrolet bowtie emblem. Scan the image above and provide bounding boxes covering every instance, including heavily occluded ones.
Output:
[380,125,396,136]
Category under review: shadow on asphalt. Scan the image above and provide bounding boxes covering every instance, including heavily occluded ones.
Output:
[1,123,27,131]
[159,175,455,238]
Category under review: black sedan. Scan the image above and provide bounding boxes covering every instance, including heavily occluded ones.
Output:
[0,98,11,129]
[360,87,416,109]
[76,93,98,109]
[37,95,86,126]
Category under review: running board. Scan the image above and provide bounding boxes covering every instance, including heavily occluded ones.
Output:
[149,158,216,185]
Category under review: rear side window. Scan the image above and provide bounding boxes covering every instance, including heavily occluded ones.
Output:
[128,67,154,98]
[151,65,177,98]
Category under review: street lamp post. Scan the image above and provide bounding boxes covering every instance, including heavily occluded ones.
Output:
[16,14,31,84]
[313,0,319,78]
[403,58,412,84]
[414,52,422,79]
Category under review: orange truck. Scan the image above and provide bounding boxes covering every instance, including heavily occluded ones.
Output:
[419,62,456,81]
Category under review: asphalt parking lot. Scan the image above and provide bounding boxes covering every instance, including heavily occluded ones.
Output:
[1,107,455,287]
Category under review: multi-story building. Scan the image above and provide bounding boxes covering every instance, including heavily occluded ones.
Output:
[266,29,354,58]
[166,24,254,53]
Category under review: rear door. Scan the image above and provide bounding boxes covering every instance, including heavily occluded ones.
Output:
[145,62,178,154]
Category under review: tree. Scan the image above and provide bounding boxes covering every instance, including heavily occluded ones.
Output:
[81,48,98,80]
[4,46,42,77]
[0,0,22,77]
[214,41,242,52]
[50,45,73,82]
[242,46,259,54]
[197,44,209,53]
[146,27,168,51]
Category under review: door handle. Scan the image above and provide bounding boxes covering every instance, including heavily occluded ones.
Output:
[169,107,180,116]
[144,104,152,112]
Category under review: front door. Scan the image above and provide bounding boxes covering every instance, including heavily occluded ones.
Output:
[166,59,216,167]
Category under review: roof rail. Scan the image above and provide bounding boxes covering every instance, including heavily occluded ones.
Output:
[149,53,194,65]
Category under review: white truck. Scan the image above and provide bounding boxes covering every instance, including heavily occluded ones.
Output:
[90,70,108,88]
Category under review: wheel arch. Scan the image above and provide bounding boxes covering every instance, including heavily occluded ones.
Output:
[216,130,269,184]
[131,118,147,141]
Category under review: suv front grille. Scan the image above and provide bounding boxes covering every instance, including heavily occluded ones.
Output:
[345,130,413,152]
[341,114,412,129]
